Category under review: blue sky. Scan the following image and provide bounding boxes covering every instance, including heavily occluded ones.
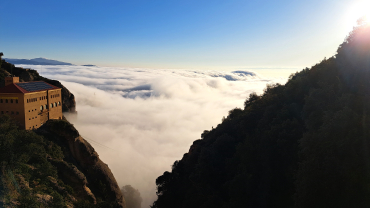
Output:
[0,0,366,69]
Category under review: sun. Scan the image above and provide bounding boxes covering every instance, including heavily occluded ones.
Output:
[348,1,370,25]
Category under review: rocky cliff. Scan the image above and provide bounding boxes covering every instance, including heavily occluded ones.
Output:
[0,60,76,113]
[0,117,126,208]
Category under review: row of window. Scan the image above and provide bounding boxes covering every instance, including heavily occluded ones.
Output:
[29,116,38,120]
[40,102,61,111]
[51,94,60,98]
[0,99,18,104]
[29,124,40,130]
[1,111,19,115]
[27,94,61,103]
[27,98,37,103]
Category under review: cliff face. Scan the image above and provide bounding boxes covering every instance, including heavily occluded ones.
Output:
[0,60,76,113]
[36,119,125,207]
[0,117,125,208]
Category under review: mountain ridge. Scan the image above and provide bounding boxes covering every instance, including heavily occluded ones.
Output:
[151,20,370,208]
[4,58,73,66]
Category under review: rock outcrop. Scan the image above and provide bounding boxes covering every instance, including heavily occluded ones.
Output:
[36,119,126,208]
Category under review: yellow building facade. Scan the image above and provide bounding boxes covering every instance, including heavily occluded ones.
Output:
[0,77,62,130]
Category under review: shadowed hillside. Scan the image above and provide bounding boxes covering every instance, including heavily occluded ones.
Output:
[152,20,370,208]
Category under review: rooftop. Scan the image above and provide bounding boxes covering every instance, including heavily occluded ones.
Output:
[0,81,60,94]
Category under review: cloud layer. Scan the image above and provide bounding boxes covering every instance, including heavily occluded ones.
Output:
[18,65,288,208]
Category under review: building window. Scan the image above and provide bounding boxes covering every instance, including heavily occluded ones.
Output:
[1,111,3,114]
[29,110,30,112]
[29,118,31,120]
[10,99,13,103]
[0,99,2,103]
[58,101,60,106]
[44,104,47,109]
[50,103,53,108]
[32,117,34,119]
[40,106,43,110]
[5,99,8,103]
[54,102,57,107]
[11,111,14,115]
[6,111,8,114]
[16,112,19,115]
[16,100,18,104]
[32,109,33,112]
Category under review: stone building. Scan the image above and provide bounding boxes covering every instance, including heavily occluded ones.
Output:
[0,76,62,129]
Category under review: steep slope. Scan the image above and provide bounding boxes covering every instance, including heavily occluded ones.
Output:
[0,117,126,208]
[152,21,370,208]
[0,59,76,113]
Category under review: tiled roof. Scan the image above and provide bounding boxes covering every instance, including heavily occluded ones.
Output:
[0,81,60,94]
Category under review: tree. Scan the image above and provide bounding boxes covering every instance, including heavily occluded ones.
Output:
[121,185,142,208]
[0,52,3,69]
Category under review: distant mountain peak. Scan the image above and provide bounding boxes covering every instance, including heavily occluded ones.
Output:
[4,57,73,65]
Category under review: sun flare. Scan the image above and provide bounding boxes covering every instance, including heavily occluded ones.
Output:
[348,1,370,25]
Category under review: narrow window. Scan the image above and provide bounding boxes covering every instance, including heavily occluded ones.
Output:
[16,112,19,115]
[54,102,57,107]
[40,106,43,111]
[50,104,53,108]
[27,99,28,103]
[16,100,18,104]
[45,104,47,109]
[11,111,14,115]
[1,111,3,114]
[5,99,8,103]
[58,101,60,106]
[10,99,13,103]
[29,110,30,112]
[0,99,3,103]
[29,118,31,120]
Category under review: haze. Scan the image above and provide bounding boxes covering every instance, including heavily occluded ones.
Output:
[2,0,368,207]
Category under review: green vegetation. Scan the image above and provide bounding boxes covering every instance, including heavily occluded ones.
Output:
[0,116,123,207]
[152,21,370,208]
[0,115,70,207]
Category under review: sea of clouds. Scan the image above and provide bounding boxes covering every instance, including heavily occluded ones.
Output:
[18,64,292,208]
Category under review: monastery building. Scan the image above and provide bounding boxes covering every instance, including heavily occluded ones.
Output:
[0,76,62,129]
